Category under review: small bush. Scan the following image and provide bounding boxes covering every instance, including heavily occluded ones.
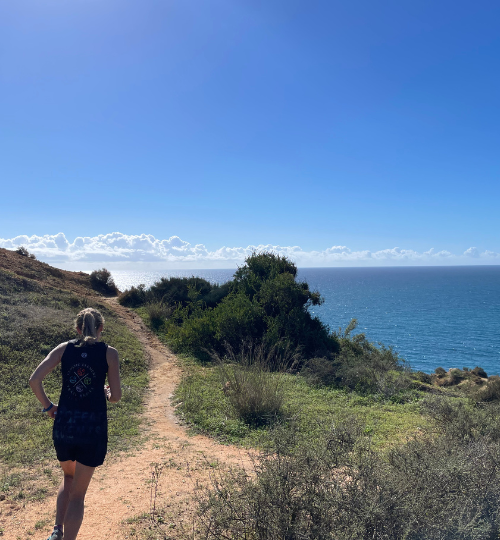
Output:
[444,368,466,386]
[333,322,404,393]
[45,265,63,278]
[89,268,118,296]
[119,284,147,307]
[435,366,446,376]
[301,357,337,386]
[218,363,284,427]
[472,379,500,403]
[15,246,36,259]
[472,366,488,378]
[149,276,214,306]
[376,369,413,397]
[145,302,170,330]
[413,371,432,384]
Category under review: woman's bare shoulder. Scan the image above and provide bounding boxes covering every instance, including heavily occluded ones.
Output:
[106,346,119,363]
[54,341,70,355]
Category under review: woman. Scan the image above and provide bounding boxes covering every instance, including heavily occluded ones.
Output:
[29,307,122,540]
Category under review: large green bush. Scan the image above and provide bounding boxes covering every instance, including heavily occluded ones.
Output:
[161,252,338,361]
[121,253,405,391]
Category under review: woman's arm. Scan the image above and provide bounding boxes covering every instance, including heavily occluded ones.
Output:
[105,346,122,403]
[29,342,67,419]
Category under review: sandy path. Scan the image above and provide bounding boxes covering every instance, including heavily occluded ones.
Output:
[1,299,251,539]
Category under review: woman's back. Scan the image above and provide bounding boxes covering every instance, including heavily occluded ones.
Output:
[53,339,109,444]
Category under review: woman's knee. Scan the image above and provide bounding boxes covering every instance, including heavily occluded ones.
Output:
[63,473,74,484]
[68,492,86,504]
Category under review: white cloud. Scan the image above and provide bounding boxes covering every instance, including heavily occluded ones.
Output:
[464,246,480,258]
[1,233,499,270]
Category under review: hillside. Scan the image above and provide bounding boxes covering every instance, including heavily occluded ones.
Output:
[4,249,500,539]
[0,247,94,296]
[0,248,148,515]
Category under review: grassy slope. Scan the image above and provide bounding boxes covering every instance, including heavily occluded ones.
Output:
[133,298,429,450]
[173,363,428,450]
[0,262,148,468]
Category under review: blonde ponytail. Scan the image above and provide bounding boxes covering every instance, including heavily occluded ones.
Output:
[75,307,104,346]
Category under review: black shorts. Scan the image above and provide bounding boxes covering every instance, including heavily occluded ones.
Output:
[53,439,107,468]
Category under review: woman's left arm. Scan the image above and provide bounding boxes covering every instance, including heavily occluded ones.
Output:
[29,342,67,419]
[105,346,122,403]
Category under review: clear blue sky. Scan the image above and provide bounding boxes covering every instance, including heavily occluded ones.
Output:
[1,0,499,256]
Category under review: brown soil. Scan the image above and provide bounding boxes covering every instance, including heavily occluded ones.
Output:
[0,297,252,540]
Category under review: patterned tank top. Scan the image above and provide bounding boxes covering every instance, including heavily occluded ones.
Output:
[53,339,108,444]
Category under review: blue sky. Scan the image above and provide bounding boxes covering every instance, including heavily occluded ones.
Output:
[1,0,499,267]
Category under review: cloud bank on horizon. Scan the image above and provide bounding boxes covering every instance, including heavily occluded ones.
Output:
[1,233,498,269]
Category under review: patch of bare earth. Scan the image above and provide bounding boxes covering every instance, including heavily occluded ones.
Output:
[1,298,252,539]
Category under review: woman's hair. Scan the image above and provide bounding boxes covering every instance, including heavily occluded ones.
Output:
[75,307,105,346]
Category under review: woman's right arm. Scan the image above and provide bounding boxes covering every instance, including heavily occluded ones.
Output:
[29,342,67,419]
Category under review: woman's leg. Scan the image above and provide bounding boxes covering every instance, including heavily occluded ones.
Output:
[55,460,76,528]
[61,462,96,540]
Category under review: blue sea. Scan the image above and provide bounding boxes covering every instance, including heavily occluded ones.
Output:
[111,266,500,375]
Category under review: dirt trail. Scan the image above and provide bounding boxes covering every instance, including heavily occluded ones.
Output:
[1,299,251,539]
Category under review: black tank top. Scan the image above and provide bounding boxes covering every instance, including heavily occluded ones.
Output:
[53,339,109,444]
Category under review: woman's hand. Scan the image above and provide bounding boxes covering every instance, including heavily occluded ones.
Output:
[46,404,58,419]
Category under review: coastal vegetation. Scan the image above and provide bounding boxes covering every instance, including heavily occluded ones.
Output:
[4,247,500,537]
[119,251,500,539]
[195,397,500,539]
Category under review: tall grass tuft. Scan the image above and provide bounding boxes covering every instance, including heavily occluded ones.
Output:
[144,302,171,330]
[213,342,299,427]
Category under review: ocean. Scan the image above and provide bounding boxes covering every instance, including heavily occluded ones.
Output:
[110,266,500,375]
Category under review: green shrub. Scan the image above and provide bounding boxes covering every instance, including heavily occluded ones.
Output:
[300,357,337,386]
[413,371,432,384]
[15,246,36,259]
[149,276,214,306]
[119,284,147,307]
[435,366,446,376]
[201,281,232,307]
[213,293,266,347]
[119,277,231,311]
[332,320,404,393]
[89,268,118,296]
[165,305,218,361]
[144,302,170,330]
[472,366,488,378]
